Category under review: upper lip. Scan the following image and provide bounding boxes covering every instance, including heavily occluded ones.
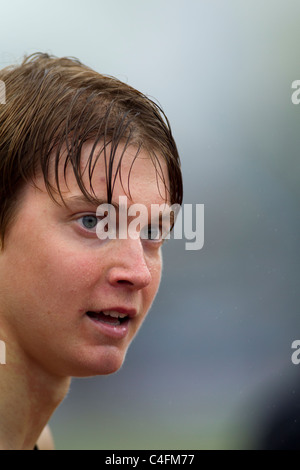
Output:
[87,307,137,318]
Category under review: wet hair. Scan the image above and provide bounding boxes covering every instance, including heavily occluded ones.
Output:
[0,52,183,246]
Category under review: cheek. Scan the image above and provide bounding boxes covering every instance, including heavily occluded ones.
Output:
[32,248,101,299]
[4,236,100,313]
[4,210,95,293]
[145,254,163,303]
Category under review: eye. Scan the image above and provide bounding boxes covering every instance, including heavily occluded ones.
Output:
[79,215,98,231]
[76,214,110,238]
[140,225,162,241]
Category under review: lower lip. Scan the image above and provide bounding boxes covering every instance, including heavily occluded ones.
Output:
[86,315,130,339]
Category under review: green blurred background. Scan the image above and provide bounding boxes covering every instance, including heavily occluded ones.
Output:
[1,0,300,449]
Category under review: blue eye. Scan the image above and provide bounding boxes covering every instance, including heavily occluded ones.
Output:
[140,225,162,241]
[80,215,98,230]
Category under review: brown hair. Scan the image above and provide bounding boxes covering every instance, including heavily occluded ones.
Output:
[0,52,183,246]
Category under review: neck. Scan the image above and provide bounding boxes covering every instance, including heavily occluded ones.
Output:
[0,334,70,450]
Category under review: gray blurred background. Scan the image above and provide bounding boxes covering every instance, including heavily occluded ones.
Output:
[1,0,300,449]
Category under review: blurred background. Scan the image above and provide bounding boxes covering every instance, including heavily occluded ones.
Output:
[1,0,300,450]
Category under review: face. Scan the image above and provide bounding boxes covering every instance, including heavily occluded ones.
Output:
[0,143,170,377]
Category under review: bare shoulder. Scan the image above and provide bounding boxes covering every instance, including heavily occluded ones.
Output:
[36,425,55,450]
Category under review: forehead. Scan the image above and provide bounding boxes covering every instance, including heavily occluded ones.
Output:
[48,141,170,206]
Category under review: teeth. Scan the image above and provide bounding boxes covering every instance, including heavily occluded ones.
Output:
[102,310,127,319]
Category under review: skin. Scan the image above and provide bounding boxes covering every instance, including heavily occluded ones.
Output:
[0,143,170,450]
[36,425,55,450]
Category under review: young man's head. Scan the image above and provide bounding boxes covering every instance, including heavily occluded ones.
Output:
[0,53,183,377]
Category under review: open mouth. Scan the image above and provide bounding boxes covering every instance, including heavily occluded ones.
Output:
[86,311,129,327]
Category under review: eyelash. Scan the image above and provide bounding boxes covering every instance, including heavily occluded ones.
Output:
[76,214,165,244]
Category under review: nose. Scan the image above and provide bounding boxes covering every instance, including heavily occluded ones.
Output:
[106,238,152,290]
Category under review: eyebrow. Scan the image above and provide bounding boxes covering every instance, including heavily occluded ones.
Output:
[64,194,120,210]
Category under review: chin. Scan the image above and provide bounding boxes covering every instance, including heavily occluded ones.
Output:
[65,346,128,378]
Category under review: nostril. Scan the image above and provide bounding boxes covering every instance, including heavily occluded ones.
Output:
[107,261,152,289]
[117,279,134,285]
